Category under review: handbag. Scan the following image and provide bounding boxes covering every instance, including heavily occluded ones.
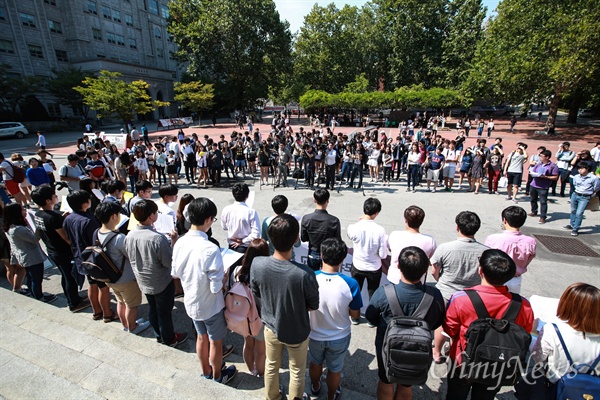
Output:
[498,176,508,188]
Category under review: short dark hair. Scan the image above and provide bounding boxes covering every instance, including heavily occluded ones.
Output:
[132,199,158,222]
[455,211,481,236]
[267,214,299,252]
[271,195,288,215]
[158,184,178,198]
[320,238,347,267]
[577,161,592,171]
[135,180,152,195]
[398,246,430,282]
[3,203,27,232]
[31,184,55,207]
[479,249,516,286]
[67,154,79,162]
[186,198,217,226]
[313,188,330,205]
[66,190,91,211]
[540,149,552,158]
[232,183,250,202]
[404,205,425,229]
[501,206,527,228]
[94,201,123,224]
[106,180,126,194]
[363,198,381,216]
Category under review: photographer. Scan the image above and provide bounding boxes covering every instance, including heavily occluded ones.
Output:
[275,143,292,188]
[553,142,575,197]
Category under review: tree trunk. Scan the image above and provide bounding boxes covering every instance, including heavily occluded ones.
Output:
[545,93,562,132]
[567,93,581,124]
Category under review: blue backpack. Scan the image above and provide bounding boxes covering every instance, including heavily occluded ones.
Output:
[553,323,600,400]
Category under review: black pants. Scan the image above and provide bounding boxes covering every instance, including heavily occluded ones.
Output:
[48,252,82,308]
[325,164,336,189]
[184,161,196,183]
[446,375,500,400]
[307,251,322,272]
[145,279,175,344]
[155,166,166,185]
[25,262,45,300]
[351,265,381,299]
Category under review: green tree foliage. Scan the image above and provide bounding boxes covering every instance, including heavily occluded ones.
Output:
[0,64,44,119]
[466,0,600,128]
[174,81,215,123]
[167,0,292,110]
[47,67,95,117]
[74,71,169,129]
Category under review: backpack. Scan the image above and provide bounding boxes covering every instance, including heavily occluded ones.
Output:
[224,281,263,338]
[293,169,304,179]
[381,284,435,385]
[553,323,600,400]
[460,290,531,386]
[5,161,25,183]
[81,229,125,283]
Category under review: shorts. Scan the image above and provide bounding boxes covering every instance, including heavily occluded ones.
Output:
[426,168,440,181]
[235,159,246,168]
[87,275,107,289]
[192,308,228,341]
[308,334,351,373]
[507,172,523,186]
[5,179,20,195]
[107,279,142,307]
[252,325,265,341]
[442,165,456,178]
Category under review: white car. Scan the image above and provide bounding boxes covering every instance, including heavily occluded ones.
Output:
[0,122,29,138]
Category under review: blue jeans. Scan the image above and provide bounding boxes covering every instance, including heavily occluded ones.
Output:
[25,262,45,300]
[340,162,353,181]
[145,279,175,344]
[570,192,591,231]
[350,164,363,188]
[407,164,420,189]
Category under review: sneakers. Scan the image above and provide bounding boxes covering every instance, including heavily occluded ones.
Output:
[351,318,359,325]
[41,294,57,304]
[214,365,237,384]
[426,188,431,192]
[223,344,234,358]
[564,225,573,230]
[571,231,579,236]
[367,322,376,328]
[168,332,189,347]
[311,382,321,396]
[333,386,342,400]
[69,299,91,313]
[512,198,518,203]
[130,320,151,335]
[432,188,436,193]
[505,196,512,200]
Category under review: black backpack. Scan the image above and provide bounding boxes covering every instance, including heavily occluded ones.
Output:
[81,229,125,283]
[461,290,531,386]
[382,284,435,385]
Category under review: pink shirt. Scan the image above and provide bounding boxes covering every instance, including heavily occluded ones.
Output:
[387,230,437,284]
[484,231,536,276]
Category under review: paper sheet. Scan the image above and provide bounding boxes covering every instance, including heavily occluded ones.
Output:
[127,213,140,230]
[26,210,36,231]
[154,212,175,235]
[221,248,244,272]
[246,191,255,209]
[122,191,134,202]
[92,188,104,200]
[117,214,129,229]
[60,195,72,212]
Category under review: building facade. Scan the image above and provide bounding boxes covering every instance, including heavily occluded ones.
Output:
[0,0,181,120]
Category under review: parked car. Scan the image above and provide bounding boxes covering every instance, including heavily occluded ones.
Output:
[578,109,594,118]
[0,122,29,138]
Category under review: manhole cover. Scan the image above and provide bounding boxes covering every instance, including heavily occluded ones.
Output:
[534,235,600,258]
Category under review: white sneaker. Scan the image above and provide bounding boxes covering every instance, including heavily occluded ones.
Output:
[130,320,151,335]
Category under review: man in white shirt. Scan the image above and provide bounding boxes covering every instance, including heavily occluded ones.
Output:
[171,198,237,384]
[387,205,436,285]
[347,198,388,326]
[442,141,459,191]
[325,142,337,190]
[221,183,260,253]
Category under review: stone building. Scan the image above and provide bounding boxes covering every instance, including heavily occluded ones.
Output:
[0,0,181,120]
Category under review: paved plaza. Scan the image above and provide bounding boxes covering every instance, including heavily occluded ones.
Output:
[0,114,599,399]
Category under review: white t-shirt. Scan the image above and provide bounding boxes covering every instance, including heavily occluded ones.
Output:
[442,149,459,166]
[387,230,436,284]
[0,160,14,181]
[347,219,388,272]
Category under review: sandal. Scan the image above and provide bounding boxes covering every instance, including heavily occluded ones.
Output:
[103,310,119,323]
[92,311,103,321]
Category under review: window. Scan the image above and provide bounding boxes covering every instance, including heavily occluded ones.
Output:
[106,32,116,44]
[0,6,5,20]
[44,0,57,5]
[129,38,137,49]
[97,54,106,58]
[161,4,169,19]
[48,20,63,34]
[102,6,111,19]
[20,13,36,28]
[166,33,173,43]
[0,39,15,54]
[92,28,102,40]
[148,0,158,15]
[55,49,68,62]
[112,10,120,22]
[153,26,161,39]
[47,103,61,117]
[156,47,163,57]
[116,34,125,46]
[87,1,97,14]
[125,14,133,26]
[28,44,44,58]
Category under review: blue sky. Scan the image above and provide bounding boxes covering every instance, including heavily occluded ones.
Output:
[274,0,501,34]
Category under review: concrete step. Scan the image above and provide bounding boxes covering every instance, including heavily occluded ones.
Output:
[0,289,374,400]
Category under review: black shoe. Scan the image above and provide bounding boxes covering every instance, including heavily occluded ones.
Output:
[223,344,234,358]
[41,294,57,304]
[168,332,189,347]
[69,299,91,313]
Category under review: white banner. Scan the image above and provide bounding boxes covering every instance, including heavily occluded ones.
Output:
[158,117,193,128]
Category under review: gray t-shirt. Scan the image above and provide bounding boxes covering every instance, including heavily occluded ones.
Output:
[250,256,319,344]
[507,152,527,174]
[59,163,85,190]
[430,238,489,302]
[97,230,136,284]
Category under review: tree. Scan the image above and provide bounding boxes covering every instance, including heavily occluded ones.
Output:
[465,0,600,129]
[0,64,44,119]
[168,0,292,110]
[47,67,95,118]
[174,81,215,123]
[74,70,168,130]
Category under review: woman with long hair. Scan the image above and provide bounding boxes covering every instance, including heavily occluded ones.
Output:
[367,142,381,182]
[196,145,209,188]
[175,194,195,236]
[234,238,269,377]
[3,203,55,302]
[0,200,25,293]
[406,142,421,192]
[381,146,393,186]
[458,148,473,190]
[258,143,270,186]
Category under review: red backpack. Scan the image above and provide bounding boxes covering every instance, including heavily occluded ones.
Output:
[224,282,263,337]
[6,161,25,183]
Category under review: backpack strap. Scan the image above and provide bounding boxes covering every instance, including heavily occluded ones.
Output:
[95,229,126,271]
[553,323,600,375]
[384,284,404,318]
[464,290,491,319]
[412,285,435,319]
[501,293,523,322]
